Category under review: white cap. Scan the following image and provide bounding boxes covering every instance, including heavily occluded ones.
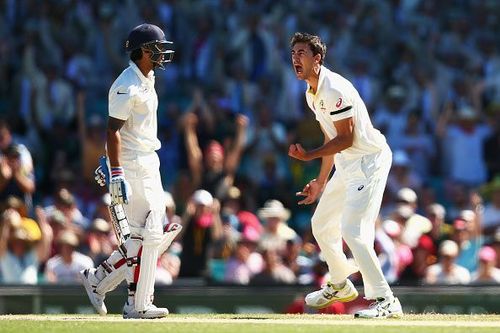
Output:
[257,199,291,221]
[459,209,475,223]
[397,187,418,204]
[401,214,432,247]
[382,219,401,237]
[427,203,446,219]
[439,240,459,257]
[57,230,79,247]
[192,189,213,206]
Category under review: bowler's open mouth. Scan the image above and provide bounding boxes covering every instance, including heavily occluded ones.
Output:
[294,65,303,74]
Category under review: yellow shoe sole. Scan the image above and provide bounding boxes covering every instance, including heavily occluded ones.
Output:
[306,290,359,309]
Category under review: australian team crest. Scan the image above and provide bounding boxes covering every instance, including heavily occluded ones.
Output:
[319,100,326,111]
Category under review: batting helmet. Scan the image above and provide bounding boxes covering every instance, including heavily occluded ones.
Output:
[125,23,174,69]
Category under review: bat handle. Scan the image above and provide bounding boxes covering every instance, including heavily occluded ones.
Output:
[99,155,110,188]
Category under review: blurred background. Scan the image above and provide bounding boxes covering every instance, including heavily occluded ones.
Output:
[0,0,499,315]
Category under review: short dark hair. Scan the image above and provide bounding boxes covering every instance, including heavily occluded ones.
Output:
[130,48,143,62]
[290,32,327,65]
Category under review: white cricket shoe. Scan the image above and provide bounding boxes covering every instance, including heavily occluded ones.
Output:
[79,268,107,315]
[123,302,169,319]
[354,297,403,319]
[305,279,359,309]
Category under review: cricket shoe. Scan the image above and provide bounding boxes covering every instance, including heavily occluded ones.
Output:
[305,279,359,309]
[123,302,169,319]
[354,297,403,319]
[79,268,107,315]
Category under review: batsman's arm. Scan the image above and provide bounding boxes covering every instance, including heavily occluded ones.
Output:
[106,117,126,167]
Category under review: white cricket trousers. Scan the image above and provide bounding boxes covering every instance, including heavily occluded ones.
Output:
[120,150,166,311]
[311,146,393,299]
[121,150,165,233]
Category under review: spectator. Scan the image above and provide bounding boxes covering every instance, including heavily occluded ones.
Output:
[471,246,500,284]
[178,190,223,277]
[387,151,422,196]
[90,193,112,222]
[257,199,297,254]
[44,188,88,232]
[452,211,483,273]
[249,249,296,285]
[396,187,419,213]
[425,203,448,243]
[0,120,35,209]
[242,102,290,202]
[183,112,248,200]
[482,177,500,238]
[437,105,491,188]
[483,110,500,179]
[84,218,114,266]
[0,207,52,284]
[76,92,105,187]
[491,228,500,269]
[381,219,413,280]
[163,191,181,228]
[45,230,93,284]
[282,238,314,285]
[399,235,437,284]
[375,220,399,283]
[224,232,263,285]
[156,251,181,286]
[373,85,410,149]
[399,111,436,178]
[425,240,471,285]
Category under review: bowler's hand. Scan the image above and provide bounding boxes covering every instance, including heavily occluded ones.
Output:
[296,179,323,205]
[288,143,310,161]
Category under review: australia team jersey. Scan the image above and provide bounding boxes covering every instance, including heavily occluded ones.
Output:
[305,66,387,160]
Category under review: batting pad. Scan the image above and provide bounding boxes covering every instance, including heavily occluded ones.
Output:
[158,223,182,254]
[135,211,163,312]
[95,237,142,295]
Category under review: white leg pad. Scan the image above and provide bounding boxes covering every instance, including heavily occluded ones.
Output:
[135,211,163,312]
[158,223,182,254]
[95,237,142,295]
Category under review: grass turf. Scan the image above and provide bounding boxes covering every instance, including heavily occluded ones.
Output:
[1,314,499,333]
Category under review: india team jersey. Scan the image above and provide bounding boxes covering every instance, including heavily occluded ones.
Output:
[108,61,161,153]
[305,66,387,160]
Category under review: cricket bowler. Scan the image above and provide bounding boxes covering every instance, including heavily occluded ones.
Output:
[288,32,403,318]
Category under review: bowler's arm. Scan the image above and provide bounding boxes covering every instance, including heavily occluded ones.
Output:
[316,124,335,188]
[306,117,354,160]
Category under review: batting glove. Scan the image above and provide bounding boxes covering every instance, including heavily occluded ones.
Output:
[94,165,107,187]
[109,167,132,205]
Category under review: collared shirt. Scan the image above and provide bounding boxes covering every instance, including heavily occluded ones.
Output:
[108,61,161,153]
[305,66,387,160]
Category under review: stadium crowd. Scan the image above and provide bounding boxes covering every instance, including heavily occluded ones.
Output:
[0,0,500,300]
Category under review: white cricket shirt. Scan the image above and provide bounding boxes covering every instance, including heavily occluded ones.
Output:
[305,66,387,160]
[108,61,161,153]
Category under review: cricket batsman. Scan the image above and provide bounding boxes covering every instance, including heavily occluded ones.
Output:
[288,32,403,318]
[80,23,181,319]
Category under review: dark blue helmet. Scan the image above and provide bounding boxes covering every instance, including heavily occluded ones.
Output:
[125,23,174,69]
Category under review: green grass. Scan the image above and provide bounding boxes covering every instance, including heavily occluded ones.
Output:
[1,314,499,333]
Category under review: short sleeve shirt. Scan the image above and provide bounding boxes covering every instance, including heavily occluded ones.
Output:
[305,66,387,159]
[108,61,161,153]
